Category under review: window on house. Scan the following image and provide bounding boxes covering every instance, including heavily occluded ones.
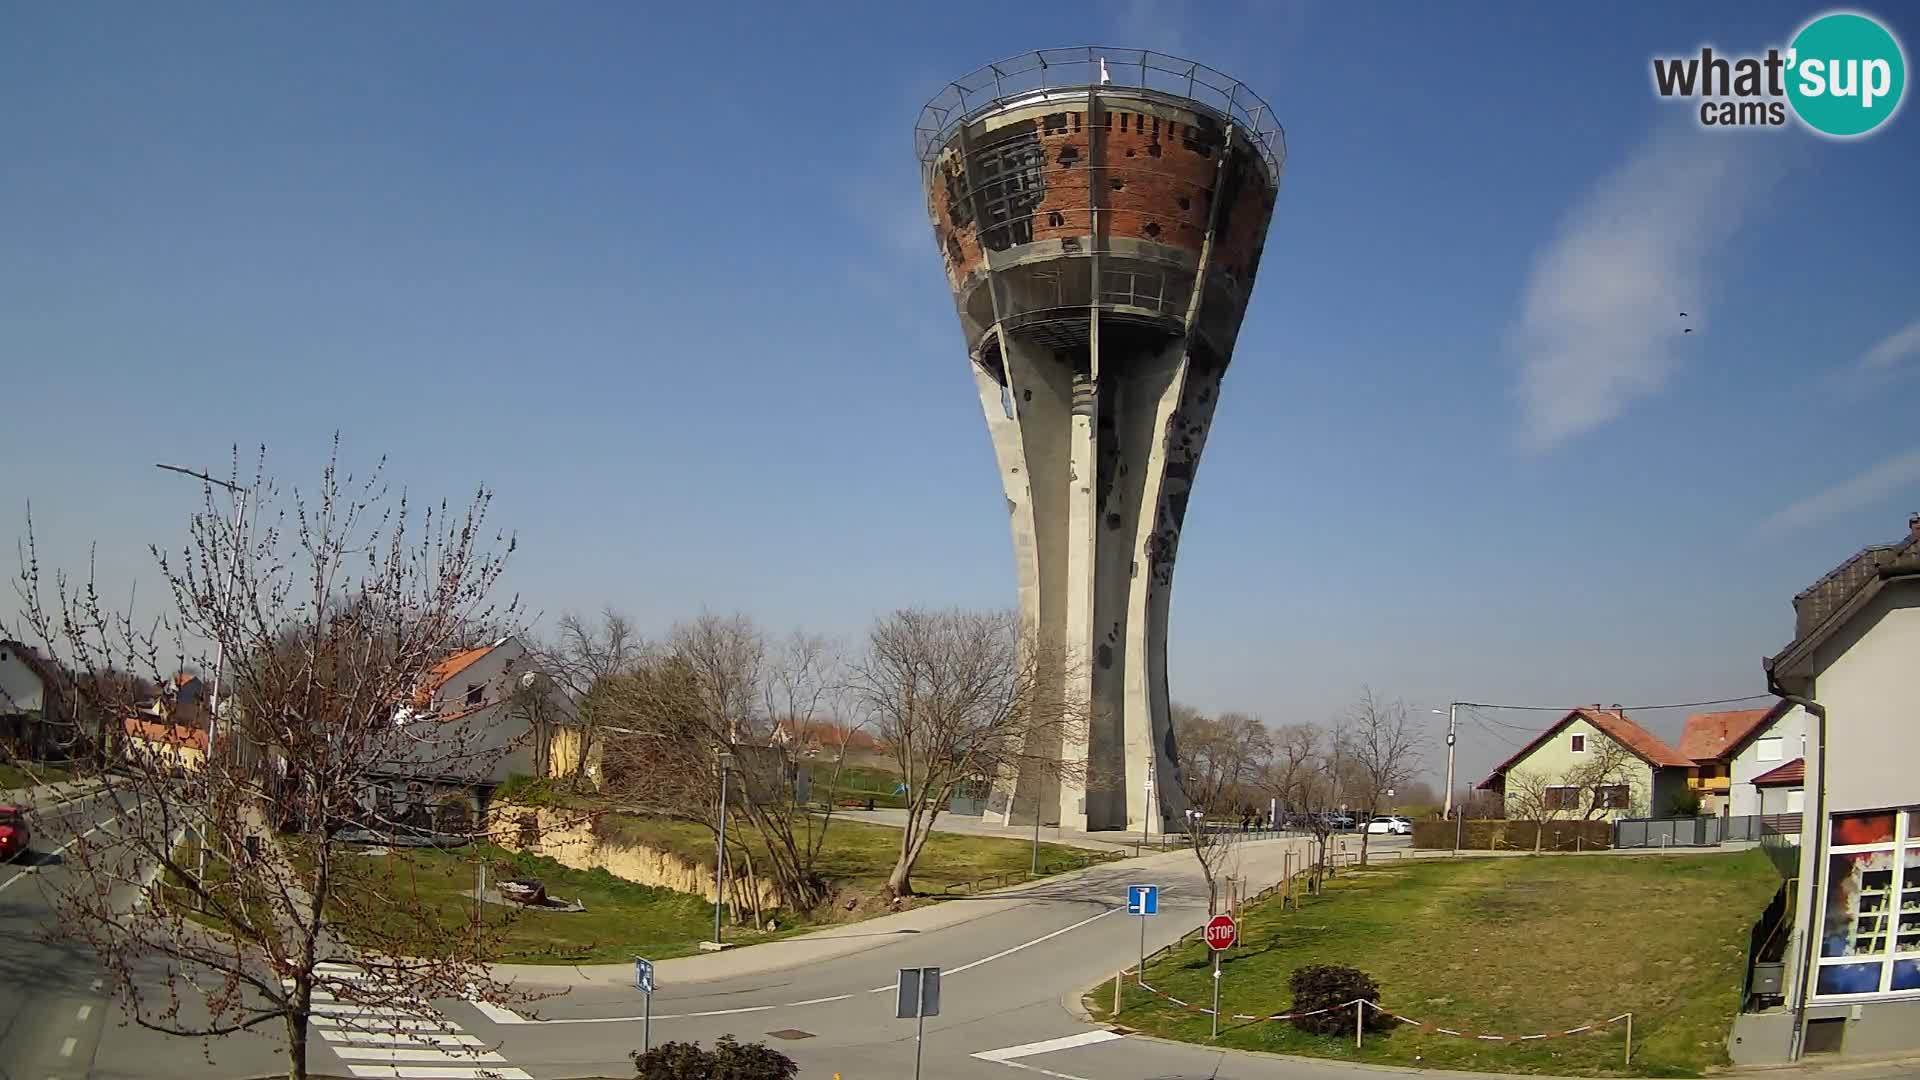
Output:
[1814,807,1920,998]
[1757,737,1785,762]
[1570,734,1585,753]
[1593,785,1630,810]
[465,684,483,707]
[1544,786,1581,811]
[1787,789,1806,814]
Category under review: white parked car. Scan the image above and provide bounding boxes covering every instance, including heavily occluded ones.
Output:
[1365,815,1412,835]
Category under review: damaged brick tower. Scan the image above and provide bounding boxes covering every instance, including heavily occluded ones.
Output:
[917,49,1282,833]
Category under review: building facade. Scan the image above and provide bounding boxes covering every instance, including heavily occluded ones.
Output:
[1476,707,1694,823]
[1733,515,1920,1062]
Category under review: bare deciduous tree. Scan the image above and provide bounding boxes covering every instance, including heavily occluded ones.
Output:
[1169,705,1270,913]
[6,445,536,1080]
[532,609,641,782]
[592,614,851,917]
[1339,688,1425,867]
[846,608,1085,899]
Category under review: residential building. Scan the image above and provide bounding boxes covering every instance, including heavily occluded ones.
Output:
[362,636,575,835]
[121,716,207,775]
[0,641,74,762]
[1679,707,1773,816]
[1731,514,1920,1063]
[1475,706,1694,822]
[1725,701,1809,824]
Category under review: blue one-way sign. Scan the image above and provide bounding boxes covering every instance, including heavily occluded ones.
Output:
[1127,884,1158,915]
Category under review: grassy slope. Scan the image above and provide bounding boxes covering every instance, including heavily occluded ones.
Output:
[1096,852,1778,1077]
[326,815,1104,964]
[0,762,73,790]
[595,811,1102,895]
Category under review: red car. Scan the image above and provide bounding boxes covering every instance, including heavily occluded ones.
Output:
[0,804,28,862]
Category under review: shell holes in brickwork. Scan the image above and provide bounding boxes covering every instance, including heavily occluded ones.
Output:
[1057,144,1080,167]
[1110,178,1125,191]
[1047,211,1064,227]
[1177,196,1191,211]
[1143,222,1161,239]
[1148,142,1162,158]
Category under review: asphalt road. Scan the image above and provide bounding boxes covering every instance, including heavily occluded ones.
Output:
[18,819,1914,1080]
[0,787,293,1080]
[434,834,1353,1079]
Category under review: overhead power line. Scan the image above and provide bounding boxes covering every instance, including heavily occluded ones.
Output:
[1455,693,1774,714]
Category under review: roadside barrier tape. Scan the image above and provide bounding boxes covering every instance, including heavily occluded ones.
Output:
[1130,981,1631,1042]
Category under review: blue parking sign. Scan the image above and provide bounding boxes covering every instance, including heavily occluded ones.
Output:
[1127,885,1158,915]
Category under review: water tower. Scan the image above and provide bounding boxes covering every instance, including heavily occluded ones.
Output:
[916,48,1283,833]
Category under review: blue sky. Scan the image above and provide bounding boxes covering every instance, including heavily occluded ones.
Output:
[4,2,1918,785]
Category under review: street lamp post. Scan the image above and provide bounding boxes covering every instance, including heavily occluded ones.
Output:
[155,463,252,902]
[712,750,734,946]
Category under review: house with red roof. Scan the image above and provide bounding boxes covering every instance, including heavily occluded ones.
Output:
[1677,703,1810,822]
[361,635,575,836]
[1476,706,1695,822]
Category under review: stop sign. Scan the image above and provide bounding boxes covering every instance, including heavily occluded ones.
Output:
[1204,914,1238,951]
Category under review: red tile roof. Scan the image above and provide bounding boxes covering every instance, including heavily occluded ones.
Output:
[1752,757,1805,788]
[421,645,496,695]
[1678,708,1774,763]
[123,716,208,752]
[1477,707,1695,789]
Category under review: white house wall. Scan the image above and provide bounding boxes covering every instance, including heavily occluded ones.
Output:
[1730,705,1807,819]
[0,649,46,715]
[1808,582,1920,815]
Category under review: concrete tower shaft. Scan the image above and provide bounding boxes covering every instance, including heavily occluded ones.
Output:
[917,49,1283,833]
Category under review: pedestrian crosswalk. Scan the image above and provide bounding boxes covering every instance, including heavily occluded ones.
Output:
[291,962,529,1080]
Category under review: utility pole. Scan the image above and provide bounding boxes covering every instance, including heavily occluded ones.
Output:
[1436,703,1460,820]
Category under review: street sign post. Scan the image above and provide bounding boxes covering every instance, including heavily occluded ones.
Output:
[897,966,941,1080]
[1204,915,1237,1038]
[1204,914,1237,950]
[633,956,655,1050]
[1128,885,1158,982]
[1127,885,1158,915]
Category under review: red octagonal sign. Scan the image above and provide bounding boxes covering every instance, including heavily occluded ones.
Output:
[1204,914,1237,951]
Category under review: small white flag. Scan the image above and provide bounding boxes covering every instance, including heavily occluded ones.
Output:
[1099,58,1111,85]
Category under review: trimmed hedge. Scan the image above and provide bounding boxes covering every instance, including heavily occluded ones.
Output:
[1411,819,1612,851]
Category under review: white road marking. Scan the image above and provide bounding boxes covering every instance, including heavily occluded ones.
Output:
[76,1004,92,1021]
[972,1030,1123,1061]
[59,1037,77,1057]
[473,905,1122,1025]
[311,1002,430,1017]
[0,813,122,894]
[320,1030,485,1048]
[329,1048,507,1063]
[341,1060,529,1068]
[982,1059,1096,1080]
[311,1016,461,1033]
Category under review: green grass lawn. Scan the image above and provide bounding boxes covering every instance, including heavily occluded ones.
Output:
[322,814,1106,965]
[1092,852,1779,1077]
[593,811,1105,896]
[332,844,768,965]
[0,762,73,790]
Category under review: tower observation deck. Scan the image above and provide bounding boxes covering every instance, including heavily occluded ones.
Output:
[917,48,1283,834]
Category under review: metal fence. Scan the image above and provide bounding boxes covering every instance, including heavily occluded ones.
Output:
[1613,814,1770,848]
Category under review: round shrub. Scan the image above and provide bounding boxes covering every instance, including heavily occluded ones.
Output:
[1287,964,1387,1035]
[632,1035,797,1080]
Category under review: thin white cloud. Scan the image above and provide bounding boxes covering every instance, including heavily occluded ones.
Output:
[1842,316,1920,391]
[1759,447,1920,534]
[1511,130,1771,452]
